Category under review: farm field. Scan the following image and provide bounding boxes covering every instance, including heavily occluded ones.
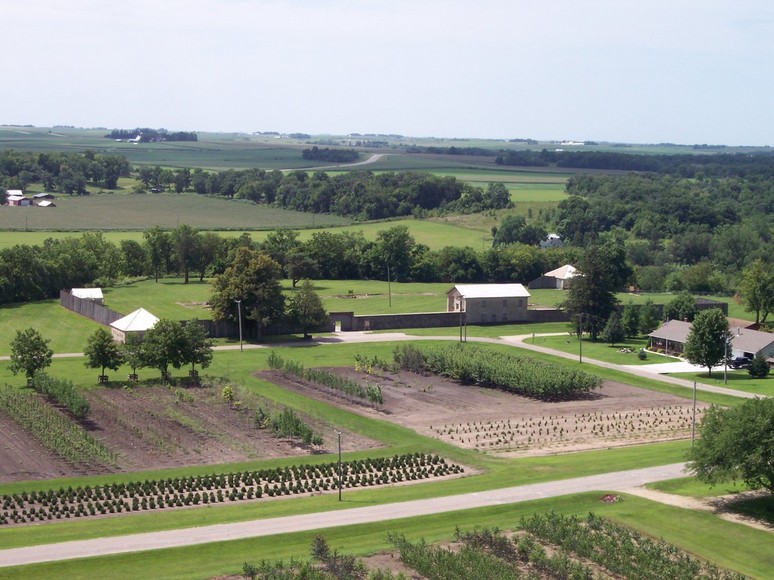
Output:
[0,217,487,250]
[0,194,349,231]
[265,368,709,457]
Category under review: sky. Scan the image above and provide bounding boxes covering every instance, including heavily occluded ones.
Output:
[4,0,774,146]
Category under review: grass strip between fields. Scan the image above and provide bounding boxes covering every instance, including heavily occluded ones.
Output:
[2,492,771,579]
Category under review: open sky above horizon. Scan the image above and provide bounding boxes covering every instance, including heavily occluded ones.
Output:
[5,1,773,146]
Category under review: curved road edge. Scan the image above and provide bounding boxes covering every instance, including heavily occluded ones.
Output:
[0,463,686,568]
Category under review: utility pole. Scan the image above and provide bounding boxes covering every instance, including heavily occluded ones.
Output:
[335,430,342,501]
[235,299,243,352]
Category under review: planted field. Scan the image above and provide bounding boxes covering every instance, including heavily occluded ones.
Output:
[0,194,349,231]
[0,382,379,483]
[264,367,708,456]
[0,453,463,527]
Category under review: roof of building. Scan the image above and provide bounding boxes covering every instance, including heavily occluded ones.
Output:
[544,264,577,279]
[729,326,774,354]
[7,195,27,202]
[448,283,530,299]
[32,192,55,198]
[5,190,23,196]
[110,308,159,332]
[71,288,103,300]
[648,319,692,342]
[37,200,55,207]
[649,320,774,354]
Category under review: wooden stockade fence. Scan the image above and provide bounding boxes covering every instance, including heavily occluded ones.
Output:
[60,291,123,326]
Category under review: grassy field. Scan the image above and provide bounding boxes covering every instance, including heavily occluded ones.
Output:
[0,194,350,231]
[668,370,774,397]
[525,334,676,365]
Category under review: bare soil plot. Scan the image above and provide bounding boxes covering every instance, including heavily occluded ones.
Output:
[261,368,708,456]
[0,384,379,483]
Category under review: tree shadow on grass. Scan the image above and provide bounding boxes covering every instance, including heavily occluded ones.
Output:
[711,492,774,530]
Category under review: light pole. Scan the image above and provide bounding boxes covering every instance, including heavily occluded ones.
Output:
[723,335,729,385]
[235,299,243,352]
[691,381,697,446]
[335,429,342,501]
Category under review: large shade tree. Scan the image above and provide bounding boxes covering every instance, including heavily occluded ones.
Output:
[688,398,774,494]
[287,279,329,339]
[563,242,631,341]
[683,308,729,376]
[739,258,774,325]
[210,246,285,334]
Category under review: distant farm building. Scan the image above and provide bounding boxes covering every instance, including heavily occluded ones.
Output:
[71,288,104,304]
[447,283,530,323]
[529,264,577,290]
[110,308,159,343]
[540,233,563,249]
[6,194,31,207]
[36,200,56,207]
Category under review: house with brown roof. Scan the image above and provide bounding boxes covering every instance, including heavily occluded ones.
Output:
[648,319,774,363]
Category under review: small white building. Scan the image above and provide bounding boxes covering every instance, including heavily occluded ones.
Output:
[110,308,159,343]
[447,283,530,324]
[71,288,104,304]
[540,233,563,249]
[528,264,577,290]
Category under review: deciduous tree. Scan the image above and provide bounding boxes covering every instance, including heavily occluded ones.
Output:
[84,328,123,379]
[287,279,329,339]
[9,328,53,381]
[688,398,774,493]
[683,309,728,376]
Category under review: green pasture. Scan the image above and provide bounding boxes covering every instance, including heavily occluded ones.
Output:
[668,370,774,397]
[3,490,771,579]
[525,334,675,365]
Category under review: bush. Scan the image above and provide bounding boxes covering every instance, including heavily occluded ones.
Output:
[748,353,770,379]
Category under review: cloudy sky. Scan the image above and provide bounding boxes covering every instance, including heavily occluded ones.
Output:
[4,1,773,145]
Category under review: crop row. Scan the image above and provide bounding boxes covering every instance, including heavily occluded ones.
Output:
[0,386,114,467]
[0,453,462,526]
[268,352,383,405]
[521,511,745,579]
[393,343,601,400]
[388,516,744,580]
[32,371,90,419]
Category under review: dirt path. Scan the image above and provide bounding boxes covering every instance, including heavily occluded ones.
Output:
[0,463,687,568]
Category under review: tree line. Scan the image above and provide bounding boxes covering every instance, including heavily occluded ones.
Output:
[301,147,359,163]
[104,128,198,142]
[0,150,130,195]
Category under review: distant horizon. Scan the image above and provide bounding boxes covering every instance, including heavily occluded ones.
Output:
[3,123,769,150]
[4,1,772,149]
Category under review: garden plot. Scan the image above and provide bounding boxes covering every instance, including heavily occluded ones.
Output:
[263,368,708,456]
[0,384,378,483]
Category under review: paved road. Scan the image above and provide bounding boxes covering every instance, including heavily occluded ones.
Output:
[0,463,686,568]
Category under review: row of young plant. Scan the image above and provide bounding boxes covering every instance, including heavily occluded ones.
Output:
[267,351,383,406]
[31,371,90,419]
[255,406,324,446]
[392,343,602,401]
[0,453,462,526]
[386,515,744,580]
[0,386,114,467]
[520,511,745,579]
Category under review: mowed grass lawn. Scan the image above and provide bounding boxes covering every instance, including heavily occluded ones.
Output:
[525,334,676,365]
